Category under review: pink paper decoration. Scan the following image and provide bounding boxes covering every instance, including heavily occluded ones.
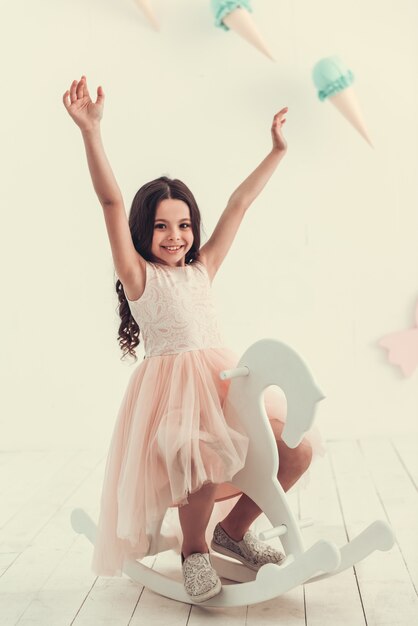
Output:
[379,300,418,377]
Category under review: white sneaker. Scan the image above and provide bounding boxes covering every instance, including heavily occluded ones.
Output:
[211,522,286,571]
[181,552,222,602]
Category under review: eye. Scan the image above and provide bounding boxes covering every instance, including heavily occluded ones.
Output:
[155,224,165,229]
[181,223,191,228]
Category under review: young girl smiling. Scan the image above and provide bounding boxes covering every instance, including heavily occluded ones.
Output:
[63,75,320,602]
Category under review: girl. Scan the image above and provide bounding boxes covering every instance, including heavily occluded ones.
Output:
[63,75,322,603]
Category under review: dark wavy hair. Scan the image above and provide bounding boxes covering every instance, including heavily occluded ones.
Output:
[115,176,204,363]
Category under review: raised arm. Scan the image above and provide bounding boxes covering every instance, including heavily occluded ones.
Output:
[62,76,143,283]
[200,108,288,279]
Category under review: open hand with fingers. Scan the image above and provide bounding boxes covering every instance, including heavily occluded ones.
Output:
[63,76,105,132]
[271,107,288,153]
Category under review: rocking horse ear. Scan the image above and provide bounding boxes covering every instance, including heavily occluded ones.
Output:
[314,387,326,403]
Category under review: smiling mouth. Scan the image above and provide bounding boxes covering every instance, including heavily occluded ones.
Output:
[162,245,184,252]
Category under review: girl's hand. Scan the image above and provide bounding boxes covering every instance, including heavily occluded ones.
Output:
[63,75,104,132]
[271,107,288,152]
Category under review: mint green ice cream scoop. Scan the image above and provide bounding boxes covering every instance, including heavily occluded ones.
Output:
[312,56,354,101]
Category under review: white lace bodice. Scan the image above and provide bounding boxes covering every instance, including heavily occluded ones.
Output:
[124,260,226,358]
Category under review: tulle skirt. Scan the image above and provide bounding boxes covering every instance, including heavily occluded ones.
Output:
[91,346,325,576]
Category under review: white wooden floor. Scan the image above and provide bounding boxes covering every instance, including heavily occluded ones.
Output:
[1,438,417,625]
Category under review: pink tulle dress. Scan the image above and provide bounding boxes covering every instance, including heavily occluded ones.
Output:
[91,259,324,576]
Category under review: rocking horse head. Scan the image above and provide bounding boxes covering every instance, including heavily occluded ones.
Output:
[280,375,325,448]
[226,339,325,449]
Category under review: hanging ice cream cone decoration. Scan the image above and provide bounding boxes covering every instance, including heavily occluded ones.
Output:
[312,56,373,146]
[134,0,160,31]
[328,87,373,146]
[211,0,275,61]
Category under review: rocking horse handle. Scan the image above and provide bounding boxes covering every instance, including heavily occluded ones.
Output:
[219,366,249,380]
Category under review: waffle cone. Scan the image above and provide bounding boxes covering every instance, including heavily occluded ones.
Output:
[134,0,160,31]
[223,8,274,61]
[329,87,373,146]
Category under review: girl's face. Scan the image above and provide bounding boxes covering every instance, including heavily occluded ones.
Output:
[151,198,194,266]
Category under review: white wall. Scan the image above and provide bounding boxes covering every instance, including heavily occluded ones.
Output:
[1,0,417,449]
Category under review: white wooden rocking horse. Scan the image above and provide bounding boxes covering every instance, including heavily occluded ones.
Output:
[71,338,395,607]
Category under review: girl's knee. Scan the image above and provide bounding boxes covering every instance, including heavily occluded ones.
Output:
[297,440,313,473]
[277,437,312,475]
[289,440,312,476]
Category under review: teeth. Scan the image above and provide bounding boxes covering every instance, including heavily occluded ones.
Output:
[164,246,182,251]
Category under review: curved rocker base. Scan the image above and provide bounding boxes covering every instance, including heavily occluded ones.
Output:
[71,508,393,607]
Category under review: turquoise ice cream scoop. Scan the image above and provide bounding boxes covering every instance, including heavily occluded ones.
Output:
[312,56,354,101]
[211,0,253,31]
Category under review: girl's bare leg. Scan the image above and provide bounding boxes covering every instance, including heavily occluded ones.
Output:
[220,420,313,541]
[178,481,218,559]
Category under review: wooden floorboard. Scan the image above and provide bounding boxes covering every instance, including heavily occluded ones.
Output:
[1,442,417,625]
[128,552,191,626]
[300,454,367,626]
[0,448,105,625]
[329,440,418,626]
[359,439,418,595]
[391,436,418,491]
[0,449,74,526]
[0,450,49,496]
[245,587,305,626]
